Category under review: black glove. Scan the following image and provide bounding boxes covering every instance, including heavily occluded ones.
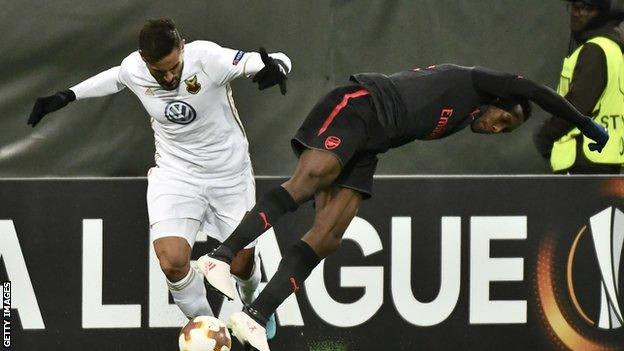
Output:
[579,118,609,152]
[28,89,76,127]
[252,47,288,95]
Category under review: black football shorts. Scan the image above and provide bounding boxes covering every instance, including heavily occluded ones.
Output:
[291,85,381,199]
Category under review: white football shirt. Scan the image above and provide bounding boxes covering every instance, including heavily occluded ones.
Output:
[70,40,291,178]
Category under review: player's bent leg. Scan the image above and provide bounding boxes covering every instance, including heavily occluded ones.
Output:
[254,187,361,318]
[212,149,342,260]
[281,149,343,202]
[302,186,363,258]
[154,237,214,319]
[152,219,213,319]
[230,187,361,351]
[201,149,342,301]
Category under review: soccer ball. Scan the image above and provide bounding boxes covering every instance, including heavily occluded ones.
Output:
[178,316,232,351]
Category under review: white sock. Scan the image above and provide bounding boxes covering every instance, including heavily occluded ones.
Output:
[167,266,213,319]
[234,254,261,305]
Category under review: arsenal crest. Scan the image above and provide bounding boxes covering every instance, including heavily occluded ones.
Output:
[184,75,201,94]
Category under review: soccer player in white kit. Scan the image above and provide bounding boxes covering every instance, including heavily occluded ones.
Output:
[27,18,291,338]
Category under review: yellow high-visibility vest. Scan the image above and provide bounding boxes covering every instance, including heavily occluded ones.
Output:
[550,36,624,171]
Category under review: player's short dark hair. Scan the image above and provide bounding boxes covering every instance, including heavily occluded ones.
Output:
[517,99,533,121]
[493,97,533,122]
[139,18,182,63]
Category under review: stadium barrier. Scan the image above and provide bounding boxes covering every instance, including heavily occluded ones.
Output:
[2,176,623,350]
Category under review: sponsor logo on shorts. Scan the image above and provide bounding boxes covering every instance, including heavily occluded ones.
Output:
[184,75,201,94]
[164,101,197,125]
[324,136,341,150]
[233,51,245,65]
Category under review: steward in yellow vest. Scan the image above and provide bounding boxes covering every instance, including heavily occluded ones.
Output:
[534,0,624,173]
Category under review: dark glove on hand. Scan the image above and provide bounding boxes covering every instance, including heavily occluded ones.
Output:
[251,47,287,95]
[28,89,76,127]
[580,119,609,152]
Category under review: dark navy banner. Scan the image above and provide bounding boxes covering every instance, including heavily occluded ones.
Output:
[1,177,623,350]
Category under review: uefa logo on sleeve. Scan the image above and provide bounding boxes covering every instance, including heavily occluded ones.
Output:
[164,101,197,125]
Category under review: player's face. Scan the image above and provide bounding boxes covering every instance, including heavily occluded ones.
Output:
[144,46,184,90]
[567,1,600,33]
[471,105,524,134]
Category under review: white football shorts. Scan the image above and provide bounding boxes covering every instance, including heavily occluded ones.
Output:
[147,165,256,248]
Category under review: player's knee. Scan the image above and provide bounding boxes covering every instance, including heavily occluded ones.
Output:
[310,222,343,256]
[305,161,340,181]
[293,159,339,185]
[157,251,189,281]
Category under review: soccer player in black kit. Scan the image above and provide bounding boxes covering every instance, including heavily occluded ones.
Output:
[196,64,609,351]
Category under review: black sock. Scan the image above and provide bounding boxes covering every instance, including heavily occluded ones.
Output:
[212,186,298,263]
[247,240,321,324]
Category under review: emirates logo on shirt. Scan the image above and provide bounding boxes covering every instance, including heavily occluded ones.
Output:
[324,136,341,150]
[425,108,453,140]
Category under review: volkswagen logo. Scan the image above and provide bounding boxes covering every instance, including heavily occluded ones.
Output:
[164,101,197,125]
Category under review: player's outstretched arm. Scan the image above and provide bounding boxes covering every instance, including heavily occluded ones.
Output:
[250,47,290,95]
[28,90,76,127]
[472,66,608,152]
[28,66,126,127]
[201,41,291,94]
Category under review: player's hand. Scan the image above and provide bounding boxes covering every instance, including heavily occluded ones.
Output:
[580,119,609,153]
[252,47,288,95]
[28,90,76,127]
